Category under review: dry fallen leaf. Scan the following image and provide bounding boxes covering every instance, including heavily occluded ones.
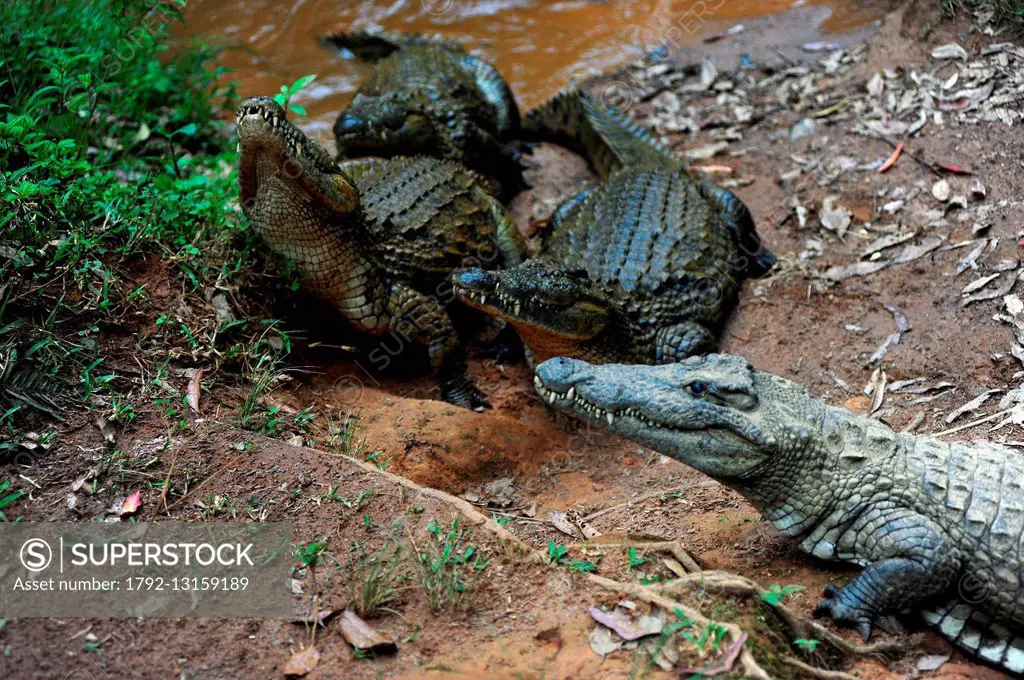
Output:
[878,142,903,173]
[589,607,663,641]
[549,510,584,539]
[120,491,142,517]
[281,646,320,677]
[589,622,623,656]
[678,633,748,677]
[931,43,968,61]
[339,609,397,655]
[187,369,203,414]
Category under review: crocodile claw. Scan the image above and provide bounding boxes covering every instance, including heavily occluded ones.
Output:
[813,584,877,642]
[441,377,492,411]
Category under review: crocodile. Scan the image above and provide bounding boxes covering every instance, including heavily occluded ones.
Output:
[236,95,526,410]
[452,91,776,366]
[535,353,1024,676]
[321,31,524,197]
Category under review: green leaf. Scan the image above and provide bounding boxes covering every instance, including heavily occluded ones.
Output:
[288,103,307,117]
[288,74,317,95]
[273,92,287,107]
[0,490,25,511]
[175,123,197,137]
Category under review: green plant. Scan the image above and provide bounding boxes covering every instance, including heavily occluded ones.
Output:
[0,480,25,521]
[1,0,249,434]
[544,540,569,565]
[758,583,805,606]
[682,620,728,656]
[350,540,407,619]
[414,518,479,612]
[239,353,285,429]
[794,638,821,652]
[627,546,648,570]
[567,559,598,574]
[273,74,317,117]
[364,450,391,472]
[294,538,329,568]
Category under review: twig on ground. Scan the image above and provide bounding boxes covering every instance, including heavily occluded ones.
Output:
[652,570,916,657]
[934,407,1014,437]
[585,539,703,573]
[152,443,180,519]
[333,452,542,561]
[162,452,246,514]
[782,656,861,680]
[872,135,942,177]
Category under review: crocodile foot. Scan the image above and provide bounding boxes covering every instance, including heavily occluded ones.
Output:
[813,584,906,642]
[441,376,492,411]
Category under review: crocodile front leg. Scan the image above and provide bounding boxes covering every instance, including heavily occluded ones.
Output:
[653,322,716,363]
[812,510,960,640]
[384,280,490,410]
[697,180,776,278]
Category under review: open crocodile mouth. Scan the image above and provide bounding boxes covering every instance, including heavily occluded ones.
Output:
[452,281,564,320]
[237,103,308,159]
[533,374,657,428]
[533,373,758,450]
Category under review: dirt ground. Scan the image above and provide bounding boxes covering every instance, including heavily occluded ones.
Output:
[5,3,1024,679]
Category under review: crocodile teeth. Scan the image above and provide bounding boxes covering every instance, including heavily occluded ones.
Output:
[534,376,542,389]
[566,387,575,401]
[547,391,556,404]
[606,412,614,426]
[513,302,521,315]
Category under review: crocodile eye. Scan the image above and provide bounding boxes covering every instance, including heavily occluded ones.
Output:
[687,381,709,397]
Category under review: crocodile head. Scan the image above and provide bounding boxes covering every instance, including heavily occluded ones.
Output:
[237,95,359,223]
[534,355,783,480]
[452,261,613,349]
[334,91,437,158]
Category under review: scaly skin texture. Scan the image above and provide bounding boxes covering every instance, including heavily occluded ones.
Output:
[322,32,523,196]
[236,96,525,410]
[535,354,1024,676]
[453,92,776,366]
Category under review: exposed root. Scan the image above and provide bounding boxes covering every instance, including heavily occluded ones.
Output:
[587,574,772,680]
[333,451,544,562]
[590,542,919,678]
[652,571,919,657]
[584,539,703,573]
[781,656,861,680]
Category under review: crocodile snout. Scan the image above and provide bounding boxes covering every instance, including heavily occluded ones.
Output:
[535,357,590,391]
[334,112,368,137]
[452,268,498,292]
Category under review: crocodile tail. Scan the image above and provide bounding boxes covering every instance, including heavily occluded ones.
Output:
[319,31,463,61]
[922,596,1024,674]
[522,90,678,179]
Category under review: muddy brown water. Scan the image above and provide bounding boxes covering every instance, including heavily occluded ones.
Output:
[181,0,883,140]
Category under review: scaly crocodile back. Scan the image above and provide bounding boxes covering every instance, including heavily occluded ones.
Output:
[543,168,740,328]
[523,90,679,179]
[349,156,516,279]
[323,31,517,135]
[901,436,1024,673]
